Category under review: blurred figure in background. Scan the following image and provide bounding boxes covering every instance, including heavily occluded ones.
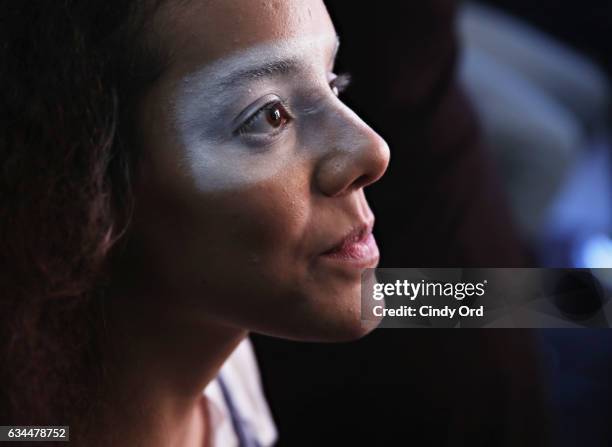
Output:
[482,0,612,78]
[457,2,611,244]
[457,3,612,446]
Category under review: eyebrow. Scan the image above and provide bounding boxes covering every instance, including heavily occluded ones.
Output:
[215,35,341,90]
[217,57,302,90]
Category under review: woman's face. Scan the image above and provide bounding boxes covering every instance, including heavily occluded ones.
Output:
[127,0,389,341]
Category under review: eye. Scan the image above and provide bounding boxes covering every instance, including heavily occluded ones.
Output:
[236,101,292,137]
[330,73,352,97]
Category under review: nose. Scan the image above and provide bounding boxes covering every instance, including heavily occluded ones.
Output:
[315,107,390,197]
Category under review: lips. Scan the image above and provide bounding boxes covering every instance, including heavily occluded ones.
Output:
[321,222,380,267]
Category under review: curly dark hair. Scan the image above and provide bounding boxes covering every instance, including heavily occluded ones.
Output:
[0,0,168,436]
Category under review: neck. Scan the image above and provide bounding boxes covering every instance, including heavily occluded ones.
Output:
[91,283,246,447]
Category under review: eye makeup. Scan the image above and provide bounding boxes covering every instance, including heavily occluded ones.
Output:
[170,35,342,193]
[235,100,292,137]
[231,94,292,134]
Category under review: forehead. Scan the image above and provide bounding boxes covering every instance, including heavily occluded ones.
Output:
[157,0,336,78]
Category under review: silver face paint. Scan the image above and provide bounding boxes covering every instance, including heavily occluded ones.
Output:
[171,35,339,192]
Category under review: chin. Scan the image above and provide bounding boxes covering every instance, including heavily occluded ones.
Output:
[314,299,381,342]
[262,317,379,343]
[254,289,382,343]
[309,275,383,342]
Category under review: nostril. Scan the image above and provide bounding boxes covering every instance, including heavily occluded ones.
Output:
[352,174,371,190]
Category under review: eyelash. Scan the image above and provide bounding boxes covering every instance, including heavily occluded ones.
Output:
[235,99,291,137]
[330,72,352,96]
[235,72,353,137]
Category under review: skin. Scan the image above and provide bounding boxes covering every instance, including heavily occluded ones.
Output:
[102,0,389,445]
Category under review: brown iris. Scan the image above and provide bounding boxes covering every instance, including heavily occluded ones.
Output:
[265,104,289,128]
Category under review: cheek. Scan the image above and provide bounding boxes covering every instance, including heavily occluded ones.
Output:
[177,133,314,269]
[176,165,317,322]
[201,169,312,267]
[127,156,312,325]
[133,147,315,295]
